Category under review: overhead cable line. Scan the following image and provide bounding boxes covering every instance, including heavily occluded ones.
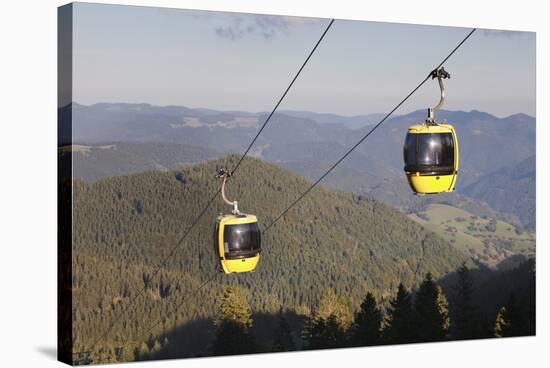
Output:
[264,28,477,233]
[230,19,335,176]
[82,18,335,356]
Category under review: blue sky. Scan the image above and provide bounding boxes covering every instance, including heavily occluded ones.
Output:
[73,2,536,117]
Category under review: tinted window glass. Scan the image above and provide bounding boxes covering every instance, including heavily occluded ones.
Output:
[440,133,454,166]
[224,222,261,253]
[404,133,418,166]
[404,133,454,167]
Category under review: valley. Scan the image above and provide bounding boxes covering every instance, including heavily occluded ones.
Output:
[408,204,534,269]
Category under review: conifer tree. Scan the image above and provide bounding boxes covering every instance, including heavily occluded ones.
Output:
[316,288,353,328]
[217,286,253,328]
[272,309,296,352]
[212,286,257,355]
[212,320,256,355]
[494,293,523,337]
[494,306,509,338]
[137,342,149,359]
[151,339,162,354]
[414,273,450,342]
[383,283,415,344]
[451,263,478,339]
[303,288,352,349]
[120,345,135,362]
[349,292,382,346]
[527,261,536,335]
[302,315,324,349]
[322,314,348,347]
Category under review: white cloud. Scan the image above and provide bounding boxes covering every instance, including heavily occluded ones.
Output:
[214,14,324,41]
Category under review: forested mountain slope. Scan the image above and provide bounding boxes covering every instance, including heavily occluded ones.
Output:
[72,156,468,360]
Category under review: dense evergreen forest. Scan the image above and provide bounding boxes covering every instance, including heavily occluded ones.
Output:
[69,156,535,364]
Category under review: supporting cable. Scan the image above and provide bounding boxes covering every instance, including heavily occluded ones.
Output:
[264,28,477,233]
[230,19,335,176]
[81,18,336,357]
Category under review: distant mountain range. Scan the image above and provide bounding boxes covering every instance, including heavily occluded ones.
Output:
[464,155,536,229]
[63,142,220,182]
[65,102,536,228]
[278,110,387,129]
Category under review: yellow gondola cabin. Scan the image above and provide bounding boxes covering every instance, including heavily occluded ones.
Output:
[214,213,261,274]
[214,168,261,274]
[403,67,459,195]
[403,123,458,194]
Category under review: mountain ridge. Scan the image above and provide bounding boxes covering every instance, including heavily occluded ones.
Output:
[71,102,535,121]
[66,102,536,227]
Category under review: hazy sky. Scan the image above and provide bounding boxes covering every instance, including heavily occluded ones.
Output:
[73,3,536,117]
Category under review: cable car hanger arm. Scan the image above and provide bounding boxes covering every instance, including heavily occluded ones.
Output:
[216,167,240,214]
[427,67,450,124]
